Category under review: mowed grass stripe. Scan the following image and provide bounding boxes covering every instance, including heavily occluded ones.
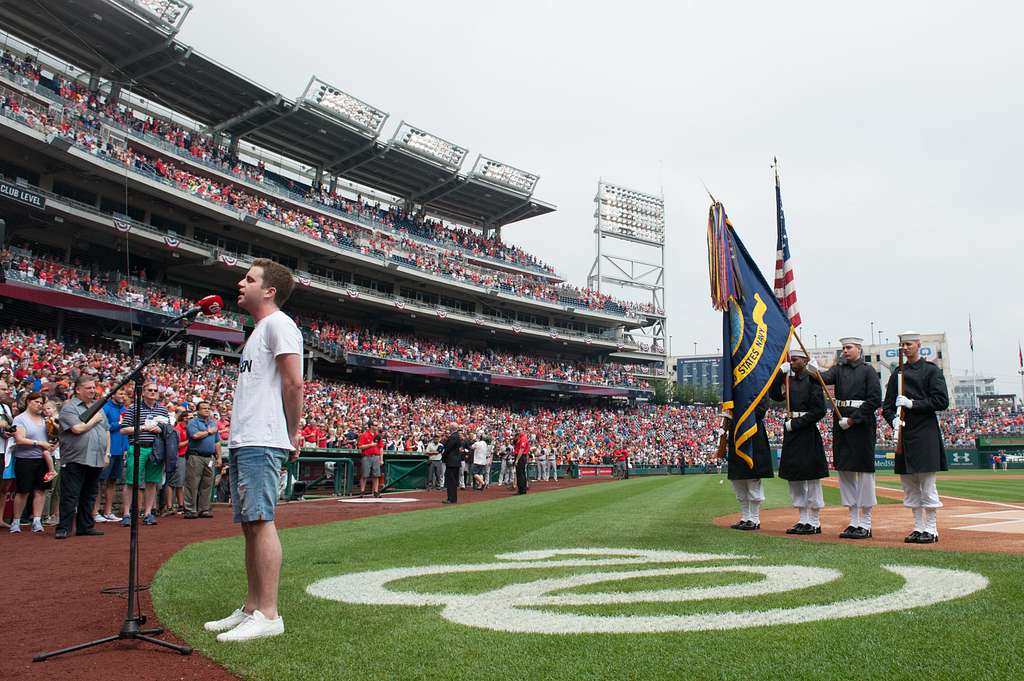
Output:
[876,478,1024,503]
[153,475,1024,681]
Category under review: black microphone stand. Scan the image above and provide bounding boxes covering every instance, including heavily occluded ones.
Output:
[33,316,202,661]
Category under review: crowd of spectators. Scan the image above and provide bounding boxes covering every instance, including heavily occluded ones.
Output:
[302,317,651,389]
[1,246,241,328]
[0,55,661,320]
[3,327,1019,485]
[0,242,651,390]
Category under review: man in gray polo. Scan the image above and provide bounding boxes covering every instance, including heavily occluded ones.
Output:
[57,376,110,539]
[184,400,221,519]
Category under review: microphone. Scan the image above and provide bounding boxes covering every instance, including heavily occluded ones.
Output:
[169,294,224,323]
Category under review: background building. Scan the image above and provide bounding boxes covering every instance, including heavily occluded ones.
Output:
[953,373,997,408]
[675,353,721,390]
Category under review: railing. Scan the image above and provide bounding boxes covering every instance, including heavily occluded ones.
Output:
[0,264,243,329]
[6,245,184,298]
[341,350,652,391]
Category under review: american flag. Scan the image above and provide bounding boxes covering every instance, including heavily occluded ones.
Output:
[773,165,801,327]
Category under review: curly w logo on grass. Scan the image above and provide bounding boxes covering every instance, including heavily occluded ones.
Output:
[307,547,987,634]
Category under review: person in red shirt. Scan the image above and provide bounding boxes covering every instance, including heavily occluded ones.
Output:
[513,431,530,495]
[163,407,189,516]
[356,421,382,498]
[613,446,630,480]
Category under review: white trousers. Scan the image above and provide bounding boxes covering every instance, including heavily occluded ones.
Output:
[899,472,942,509]
[731,479,765,522]
[788,480,824,509]
[901,472,941,534]
[837,471,877,509]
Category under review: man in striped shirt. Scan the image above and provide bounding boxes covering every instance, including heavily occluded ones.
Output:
[120,381,170,526]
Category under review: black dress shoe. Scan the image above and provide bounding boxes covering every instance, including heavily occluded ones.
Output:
[76,529,104,536]
[730,520,747,529]
[54,529,69,540]
[785,523,805,535]
[916,531,938,544]
[808,525,822,534]
[839,526,857,539]
[739,521,760,531]
[904,530,922,543]
[849,527,871,539]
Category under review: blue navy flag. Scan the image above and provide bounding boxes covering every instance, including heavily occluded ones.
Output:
[709,203,794,468]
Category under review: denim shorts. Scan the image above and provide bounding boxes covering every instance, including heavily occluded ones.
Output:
[100,454,124,482]
[229,446,288,523]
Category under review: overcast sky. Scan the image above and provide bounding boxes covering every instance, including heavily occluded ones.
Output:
[179,1,1024,396]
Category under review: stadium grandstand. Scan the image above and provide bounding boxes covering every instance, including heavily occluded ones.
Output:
[0,0,668,412]
[0,0,1018,476]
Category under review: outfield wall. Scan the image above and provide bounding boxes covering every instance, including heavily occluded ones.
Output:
[771,447,991,470]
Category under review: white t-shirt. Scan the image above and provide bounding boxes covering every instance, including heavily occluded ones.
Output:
[472,440,489,466]
[230,310,303,450]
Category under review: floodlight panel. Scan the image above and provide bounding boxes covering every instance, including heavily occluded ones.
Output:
[392,121,468,169]
[125,0,193,29]
[595,180,665,244]
[301,76,388,135]
[472,156,538,194]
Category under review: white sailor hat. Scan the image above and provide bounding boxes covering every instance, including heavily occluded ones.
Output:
[898,331,921,342]
[788,347,808,359]
[838,336,864,346]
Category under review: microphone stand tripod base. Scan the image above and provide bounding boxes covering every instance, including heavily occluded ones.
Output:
[32,324,195,662]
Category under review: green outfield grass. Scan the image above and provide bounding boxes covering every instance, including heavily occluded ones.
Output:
[153,476,1024,681]
[876,475,1024,503]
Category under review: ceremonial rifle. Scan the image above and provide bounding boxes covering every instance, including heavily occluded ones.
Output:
[895,348,905,455]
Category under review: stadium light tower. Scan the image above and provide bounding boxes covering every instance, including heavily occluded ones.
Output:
[588,180,667,369]
[300,76,388,136]
[391,121,468,171]
[471,155,539,195]
[113,0,193,32]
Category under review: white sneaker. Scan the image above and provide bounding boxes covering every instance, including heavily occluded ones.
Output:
[9,522,21,534]
[94,514,107,523]
[104,513,122,522]
[31,519,44,533]
[216,610,284,642]
[204,607,248,632]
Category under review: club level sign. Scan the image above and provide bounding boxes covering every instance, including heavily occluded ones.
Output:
[307,547,987,634]
[0,180,46,210]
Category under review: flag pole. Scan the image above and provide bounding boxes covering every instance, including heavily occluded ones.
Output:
[793,330,841,414]
[970,316,977,409]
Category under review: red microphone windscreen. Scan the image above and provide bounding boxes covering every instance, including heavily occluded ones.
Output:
[198,294,223,315]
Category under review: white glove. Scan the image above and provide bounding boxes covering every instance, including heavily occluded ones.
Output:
[784,419,793,432]
[891,416,905,430]
[895,395,913,409]
[838,417,852,430]
[779,362,791,375]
